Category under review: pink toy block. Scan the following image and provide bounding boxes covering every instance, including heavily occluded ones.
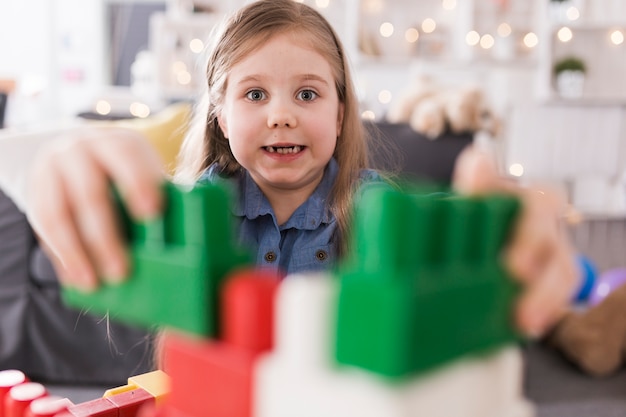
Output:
[25,396,73,417]
[5,382,47,417]
[0,370,29,417]
[106,388,154,417]
[222,268,280,353]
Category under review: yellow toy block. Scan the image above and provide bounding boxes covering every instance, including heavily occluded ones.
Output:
[103,370,171,405]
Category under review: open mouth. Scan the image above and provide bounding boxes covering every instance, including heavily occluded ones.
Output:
[263,145,304,154]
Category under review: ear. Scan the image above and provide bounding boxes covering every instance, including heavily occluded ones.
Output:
[336,102,345,136]
[217,112,229,139]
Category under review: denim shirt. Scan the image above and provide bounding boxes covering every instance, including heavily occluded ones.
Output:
[198,158,384,275]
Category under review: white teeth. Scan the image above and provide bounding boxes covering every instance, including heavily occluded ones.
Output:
[266,146,302,154]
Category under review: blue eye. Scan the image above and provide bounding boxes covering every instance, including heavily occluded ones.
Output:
[297,89,317,101]
[246,90,266,101]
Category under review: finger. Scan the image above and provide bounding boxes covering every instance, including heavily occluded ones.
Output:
[515,242,578,337]
[55,141,129,285]
[452,146,517,196]
[506,188,568,283]
[505,196,555,283]
[27,155,98,291]
[89,128,165,220]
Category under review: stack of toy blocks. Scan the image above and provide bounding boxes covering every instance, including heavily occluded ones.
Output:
[0,368,168,417]
[57,182,535,417]
[256,186,534,417]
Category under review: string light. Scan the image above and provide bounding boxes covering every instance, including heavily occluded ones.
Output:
[442,0,456,11]
[422,18,437,34]
[557,26,573,42]
[465,30,480,46]
[480,34,495,49]
[95,100,111,115]
[610,30,624,45]
[378,90,392,104]
[405,28,419,43]
[129,102,150,118]
[362,0,383,14]
[523,32,538,48]
[361,110,376,120]
[315,0,329,9]
[497,23,512,37]
[189,38,204,54]
[566,7,580,21]
[509,163,524,177]
[379,22,394,38]
[177,71,192,85]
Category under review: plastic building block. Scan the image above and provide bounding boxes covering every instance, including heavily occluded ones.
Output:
[106,388,154,417]
[25,396,73,417]
[5,382,47,417]
[66,397,118,417]
[62,181,251,336]
[336,186,522,378]
[127,371,170,405]
[162,269,280,417]
[0,370,29,417]
[163,334,257,417]
[222,269,281,353]
[255,273,534,417]
[103,370,170,406]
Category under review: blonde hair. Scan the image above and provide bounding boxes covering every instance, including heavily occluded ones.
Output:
[175,0,372,256]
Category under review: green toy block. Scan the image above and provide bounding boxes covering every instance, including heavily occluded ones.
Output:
[62,181,251,337]
[335,186,521,379]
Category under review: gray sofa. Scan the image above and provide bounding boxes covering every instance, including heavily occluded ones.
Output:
[0,187,154,385]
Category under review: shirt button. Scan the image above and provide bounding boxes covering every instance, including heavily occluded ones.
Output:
[264,251,277,263]
[315,250,328,262]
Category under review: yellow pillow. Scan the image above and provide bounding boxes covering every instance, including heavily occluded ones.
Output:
[110,102,192,175]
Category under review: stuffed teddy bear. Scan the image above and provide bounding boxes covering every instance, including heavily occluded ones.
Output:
[386,76,501,140]
[548,283,626,377]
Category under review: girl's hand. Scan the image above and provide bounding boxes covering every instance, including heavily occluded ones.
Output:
[453,146,578,337]
[26,127,165,292]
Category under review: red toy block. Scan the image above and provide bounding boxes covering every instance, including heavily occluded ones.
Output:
[25,396,73,417]
[5,383,47,417]
[222,268,280,353]
[106,388,154,417]
[163,334,257,417]
[0,370,29,417]
[66,398,117,417]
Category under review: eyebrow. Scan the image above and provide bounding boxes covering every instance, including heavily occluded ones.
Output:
[235,74,330,86]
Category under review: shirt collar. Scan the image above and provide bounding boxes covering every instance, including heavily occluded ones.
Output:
[204,159,337,230]
[238,158,339,230]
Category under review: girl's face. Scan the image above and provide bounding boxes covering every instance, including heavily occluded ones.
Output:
[218,32,343,198]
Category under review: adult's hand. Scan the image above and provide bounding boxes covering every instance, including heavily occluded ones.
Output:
[26,127,165,291]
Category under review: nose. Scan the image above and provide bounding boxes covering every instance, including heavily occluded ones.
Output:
[267,100,297,128]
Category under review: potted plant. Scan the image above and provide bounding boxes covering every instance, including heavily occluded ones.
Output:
[549,0,575,22]
[554,56,586,98]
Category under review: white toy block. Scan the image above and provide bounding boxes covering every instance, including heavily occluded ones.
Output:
[254,272,535,417]
[272,272,337,369]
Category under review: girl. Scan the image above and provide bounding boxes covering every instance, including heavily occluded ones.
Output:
[26,0,576,337]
